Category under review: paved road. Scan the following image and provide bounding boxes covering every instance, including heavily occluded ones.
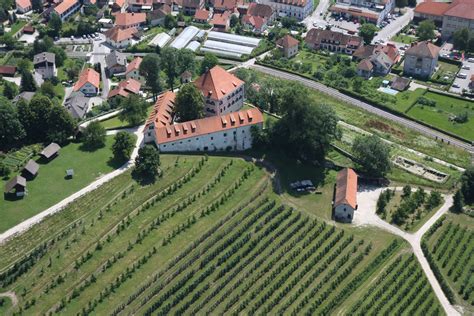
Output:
[355,188,461,316]
[250,64,474,153]
[373,8,414,43]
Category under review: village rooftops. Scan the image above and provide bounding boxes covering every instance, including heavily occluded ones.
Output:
[4,175,26,194]
[414,2,450,16]
[358,59,373,71]
[23,159,39,176]
[105,26,139,42]
[34,52,55,65]
[335,168,357,209]
[211,11,230,26]
[305,28,362,47]
[194,8,210,20]
[73,68,100,91]
[247,2,273,18]
[126,56,142,74]
[145,90,176,128]
[41,143,61,159]
[154,108,263,144]
[194,65,244,100]
[114,12,146,28]
[54,0,78,15]
[276,34,299,49]
[0,66,17,76]
[353,43,399,63]
[16,0,31,9]
[108,78,142,98]
[242,15,265,29]
[272,0,308,7]
[443,0,474,19]
[405,41,440,59]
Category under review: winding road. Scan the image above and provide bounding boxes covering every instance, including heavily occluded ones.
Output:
[355,187,461,315]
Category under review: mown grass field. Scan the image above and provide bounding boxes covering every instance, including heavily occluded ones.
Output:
[0,154,443,315]
[0,136,123,233]
[423,213,474,314]
[406,91,474,141]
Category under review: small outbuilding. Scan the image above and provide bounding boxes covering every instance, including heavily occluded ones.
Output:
[334,168,358,223]
[390,76,411,91]
[180,70,192,83]
[40,143,61,161]
[66,169,74,179]
[22,159,39,178]
[4,175,27,198]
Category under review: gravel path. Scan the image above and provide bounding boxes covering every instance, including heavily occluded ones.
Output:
[355,187,461,316]
[0,126,144,245]
[0,291,18,308]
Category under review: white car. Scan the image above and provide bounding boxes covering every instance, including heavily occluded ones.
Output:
[457,73,468,79]
[462,65,471,70]
[468,58,474,62]
[452,83,460,88]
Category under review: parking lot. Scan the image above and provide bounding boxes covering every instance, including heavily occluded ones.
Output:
[450,58,474,94]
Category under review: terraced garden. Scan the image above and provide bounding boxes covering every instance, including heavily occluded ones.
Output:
[0,154,443,315]
[422,213,474,313]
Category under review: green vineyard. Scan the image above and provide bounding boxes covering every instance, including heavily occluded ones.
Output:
[423,213,474,313]
[0,155,443,315]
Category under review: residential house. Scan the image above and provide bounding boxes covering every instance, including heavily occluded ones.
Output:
[357,59,374,79]
[390,76,411,91]
[22,24,35,34]
[413,0,474,39]
[64,91,91,119]
[108,78,141,99]
[213,0,241,13]
[53,0,81,21]
[403,41,440,79]
[211,11,230,32]
[305,29,362,55]
[353,43,400,64]
[148,5,171,26]
[241,15,267,33]
[33,52,56,80]
[144,91,263,152]
[246,2,275,21]
[334,168,358,223]
[194,65,245,116]
[180,70,192,83]
[105,50,127,77]
[16,0,32,13]
[73,68,100,96]
[0,66,17,77]
[105,26,140,48]
[259,0,313,21]
[276,34,299,58]
[182,0,204,15]
[114,12,146,29]
[125,57,144,83]
[128,0,153,11]
[329,0,395,25]
[194,9,211,23]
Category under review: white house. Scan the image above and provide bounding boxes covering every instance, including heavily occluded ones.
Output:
[105,26,139,49]
[73,68,100,96]
[334,168,358,223]
[403,41,440,79]
[194,65,245,116]
[53,0,81,21]
[260,0,313,21]
[16,0,32,13]
[125,56,144,83]
[34,52,56,80]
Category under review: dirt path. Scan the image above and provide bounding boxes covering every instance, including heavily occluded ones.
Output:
[0,291,18,308]
[355,187,461,316]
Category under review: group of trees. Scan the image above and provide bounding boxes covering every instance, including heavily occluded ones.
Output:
[417,20,436,41]
[452,28,474,53]
[0,95,76,151]
[358,23,378,45]
[451,166,474,212]
[352,134,391,177]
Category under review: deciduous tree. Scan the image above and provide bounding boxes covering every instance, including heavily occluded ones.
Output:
[160,47,178,90]
[0,97,25,150]
[174,83,204,121]
[118,95,148,126]
[358,23,378,44]
[199,52,218,74]
[139,53,162,100]
[112,131,134,162]
[417,20,435,41]
[134,145,160,181]
[82,121,106,149]
[48,13,62,37]
[352,134,391,177]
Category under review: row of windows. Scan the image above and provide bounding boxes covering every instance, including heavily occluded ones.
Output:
[160,130,245,148]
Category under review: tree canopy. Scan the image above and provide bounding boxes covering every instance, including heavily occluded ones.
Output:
[160,47,179,90]
[48,13,62,37]
[352,134,391,177]
[358,23,378,45]
[417,20,435,41]
[460,166,474,205]
[139,53,162,100]
[20,71,37,92]
[174,83,204,122]
[134,145,160,182]
[112,131,135,162]
[0,97,25,151]
[118,95,148,126]
[200,53,219,74]
[82,121,106,150]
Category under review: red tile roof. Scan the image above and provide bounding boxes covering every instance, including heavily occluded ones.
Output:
[146,91,176,128]
[54,0,78,15]
[113,0,126,8]
[444,0,474,19]
[335,168,358,209]
[114,12,146,28]
[247,2,273,18]
[73,68,100,91]
[213,0,240,10]
[194,65,244,100]
[406,41,440,59]
[276,34,299,48]
[155,108,263,144]
[16,0,31,9]
[194,9,210,20]
[211,11,230,26]
[357,59,373,71]
[242,15,266,30]
[105,26,138,42]
[126,56,142,75]
[0,66,17,76]
[108,78,141,98]
[414,2,449,16]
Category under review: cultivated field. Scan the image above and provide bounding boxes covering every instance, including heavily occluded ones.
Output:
[423,213,474,313]
[0,155,443,315]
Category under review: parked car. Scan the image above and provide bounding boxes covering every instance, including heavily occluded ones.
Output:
[468,58,474,62]
[452,83,460,88]
[462,65,471,70]
[457,73,468,79]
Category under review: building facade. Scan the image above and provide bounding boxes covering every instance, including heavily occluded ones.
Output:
[334,168,357,223]
[260,0,313,20]
[330,0,395,25]
[73,68,100,96]
[276,34,299,58]
[125,57,145,83]
[403,41,440,79]
[33,52,56,80]
[53,0,81,21]
[305,29,362,55]
[194,65,245,116]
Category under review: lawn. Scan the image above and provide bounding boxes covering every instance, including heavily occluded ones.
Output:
[0,136,125,233]
[6,20,27,36]
[99,115,133,130]
[407,91,474,141]
[0,296,12,315]
[0,151,441,316]
[390,33,417,44]
[431,61,460,85]
[423,213,474,314]
[394,88,426,113]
